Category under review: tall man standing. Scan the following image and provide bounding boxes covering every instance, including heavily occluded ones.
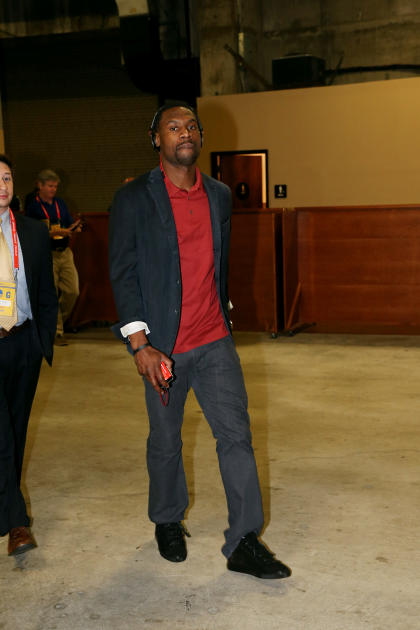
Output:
[109,104,291,579]
[26,169,81,343]
[0,155,57,555]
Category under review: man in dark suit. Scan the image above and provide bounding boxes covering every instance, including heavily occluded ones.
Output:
[0,154,57,556]
[109,104,291,579]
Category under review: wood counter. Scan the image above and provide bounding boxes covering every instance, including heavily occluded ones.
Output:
[68,205,420,335]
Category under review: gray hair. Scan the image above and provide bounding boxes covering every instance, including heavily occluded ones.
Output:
[37,169,60,184]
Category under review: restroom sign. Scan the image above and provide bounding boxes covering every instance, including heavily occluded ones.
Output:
[274,184,287,198]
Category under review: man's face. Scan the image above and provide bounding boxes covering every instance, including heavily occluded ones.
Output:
[0,161,13,215]
[155,107,201,167]
[38,179,58,202]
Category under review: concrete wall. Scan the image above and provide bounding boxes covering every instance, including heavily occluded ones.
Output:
[200,0,420,95]
[262,0,420,85]
[2,1,420,97]
[199,0,264,96]
[197,77,420,207]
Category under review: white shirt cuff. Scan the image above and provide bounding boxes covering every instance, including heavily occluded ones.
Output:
[120,321,150,337]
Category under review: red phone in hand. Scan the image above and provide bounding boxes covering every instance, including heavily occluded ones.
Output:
[160,361,173,385]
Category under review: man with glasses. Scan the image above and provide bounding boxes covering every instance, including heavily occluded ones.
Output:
[0,155,57,556]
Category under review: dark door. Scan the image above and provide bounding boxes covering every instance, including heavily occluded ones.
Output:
[211,151,268,208]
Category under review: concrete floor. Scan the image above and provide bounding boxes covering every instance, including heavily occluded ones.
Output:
[1,329,419,630]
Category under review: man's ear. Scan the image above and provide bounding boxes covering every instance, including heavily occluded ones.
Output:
[149,129,160,151]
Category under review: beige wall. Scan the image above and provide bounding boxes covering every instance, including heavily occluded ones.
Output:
[197,77,420,207]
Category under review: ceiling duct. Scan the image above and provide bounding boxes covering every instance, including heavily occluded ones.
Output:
[116,0,200,102]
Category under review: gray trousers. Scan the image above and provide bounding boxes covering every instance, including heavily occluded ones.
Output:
[144,335,264,558]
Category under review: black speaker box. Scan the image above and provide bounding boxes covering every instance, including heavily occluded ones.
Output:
[272,55,325,89]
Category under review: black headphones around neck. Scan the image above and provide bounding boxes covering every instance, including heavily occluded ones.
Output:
[149,103,204,151]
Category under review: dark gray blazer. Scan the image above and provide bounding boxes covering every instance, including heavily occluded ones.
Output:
[15,213,58,365]
[109,166,232,357]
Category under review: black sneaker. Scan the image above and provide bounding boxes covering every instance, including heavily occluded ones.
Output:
[227,532,291,579]
[155,522,190,563]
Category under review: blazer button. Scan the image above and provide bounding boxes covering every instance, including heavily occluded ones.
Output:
[174,309,178,314]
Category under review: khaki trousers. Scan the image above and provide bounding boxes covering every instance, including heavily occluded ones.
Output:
[52,248,79,335]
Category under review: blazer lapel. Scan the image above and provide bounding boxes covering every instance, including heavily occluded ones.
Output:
[146,167,175,228]
[14,213,35,302]
[146,167,179,253]
[203,175,222,257]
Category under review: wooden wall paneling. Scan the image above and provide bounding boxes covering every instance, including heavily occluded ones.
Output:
[281,207,303,331]
[292,206,420,333]
[229,210,281,333]
[67,205,420,335]
[69,212,118,327]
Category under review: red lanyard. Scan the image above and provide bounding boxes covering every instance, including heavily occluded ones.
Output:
[36,195,61,222]
[9,208,19,270]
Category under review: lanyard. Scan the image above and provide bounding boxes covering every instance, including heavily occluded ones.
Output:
[36,195,61,222]
[9,208,19,270]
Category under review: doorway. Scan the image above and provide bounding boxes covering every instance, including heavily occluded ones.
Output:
[211,150,268,208]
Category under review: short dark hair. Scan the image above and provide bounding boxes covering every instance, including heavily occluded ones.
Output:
[150,101,200,135]
[0,154,13,169]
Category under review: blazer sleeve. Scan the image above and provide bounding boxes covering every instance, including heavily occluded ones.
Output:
[35,222,59,363]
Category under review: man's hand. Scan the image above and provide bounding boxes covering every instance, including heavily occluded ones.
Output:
[129,331,172,393]
[134,345,173,393]
[69,219,82,233]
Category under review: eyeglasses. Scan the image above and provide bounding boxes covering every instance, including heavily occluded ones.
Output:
[0,174,12,184]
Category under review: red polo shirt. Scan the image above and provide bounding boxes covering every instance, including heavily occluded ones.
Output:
[163,167,228,354]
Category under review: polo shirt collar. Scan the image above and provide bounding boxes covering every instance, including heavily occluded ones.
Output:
[160,159,202,197]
